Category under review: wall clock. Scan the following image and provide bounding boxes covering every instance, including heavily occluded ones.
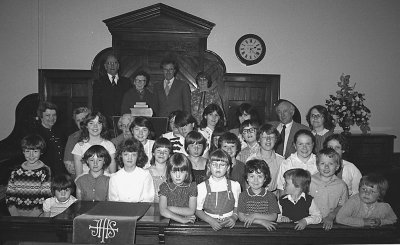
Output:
[235,34,266,66]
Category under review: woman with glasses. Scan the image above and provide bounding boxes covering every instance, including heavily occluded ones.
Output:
[247,124,284,193]
[306,105,335,153]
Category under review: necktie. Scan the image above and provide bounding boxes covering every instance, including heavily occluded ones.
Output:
[165,81,170,96]
[111,75,116,86]
[278,124,286,155]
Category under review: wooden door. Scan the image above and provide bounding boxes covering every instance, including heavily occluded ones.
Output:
[39,69,93,134]
[223,73,280,129]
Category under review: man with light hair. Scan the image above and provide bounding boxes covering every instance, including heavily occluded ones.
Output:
[270,100,309,159]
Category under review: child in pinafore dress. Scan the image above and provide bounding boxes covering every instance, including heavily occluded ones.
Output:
[196,149,241,230]
[159,153,197,223]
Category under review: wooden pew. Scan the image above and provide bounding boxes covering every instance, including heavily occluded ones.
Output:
[165,221,399,244]
[0,201,169,245]
[0,200,398,245]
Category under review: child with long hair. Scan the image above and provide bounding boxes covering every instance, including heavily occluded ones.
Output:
[75,145,111,201]
[336,173,397,227]
[129,116,155,169]
[72,112,116,177]
[43,174,77,217]
[185,131,208,185]
[108,138,154,202]
[159,153,198,223]
[306,105,335,153]
[148,138,172,203]
[198,103,225,157]
[196,149,241,231]
[238,159,279,231]
[6,134,52,216]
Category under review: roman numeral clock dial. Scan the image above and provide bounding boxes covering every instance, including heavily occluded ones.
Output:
[235,34,266,66]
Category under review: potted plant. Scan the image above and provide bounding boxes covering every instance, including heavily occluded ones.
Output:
[325,74,371,135]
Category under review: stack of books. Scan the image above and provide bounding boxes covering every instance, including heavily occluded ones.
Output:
[130,102,153,117]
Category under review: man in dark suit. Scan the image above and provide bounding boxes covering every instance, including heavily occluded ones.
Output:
[270,100,310,159]
[153,58,191,117]
[92,54,131,124]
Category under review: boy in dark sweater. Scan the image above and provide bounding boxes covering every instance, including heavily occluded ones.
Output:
[278,168,322,230]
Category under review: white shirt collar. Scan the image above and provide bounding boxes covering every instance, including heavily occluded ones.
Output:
[312,128,329,136]
[283,192,307,204]
[107,73,119,84]
[164,77,175,87]
[279,120,293,129]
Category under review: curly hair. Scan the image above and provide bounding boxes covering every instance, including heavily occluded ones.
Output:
[37,101,57,119]
[78,112,110,142]
[245,159,272,188]
[306,105,335,131]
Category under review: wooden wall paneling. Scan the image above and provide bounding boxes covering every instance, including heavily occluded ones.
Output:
[223,73,280,129]
[38,69,93,134]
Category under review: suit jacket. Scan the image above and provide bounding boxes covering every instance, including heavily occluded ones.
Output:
[270,121,310,159]
[92,75,131,118]
[153,78,191,117]
[120,88,157,115]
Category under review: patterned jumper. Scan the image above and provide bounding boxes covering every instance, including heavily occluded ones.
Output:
[6,163,52,216]
[238,188,280,214]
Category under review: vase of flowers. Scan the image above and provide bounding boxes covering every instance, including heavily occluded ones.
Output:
[325,74,371,135]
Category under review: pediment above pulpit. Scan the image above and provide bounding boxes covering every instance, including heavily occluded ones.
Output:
[103,3,215,38]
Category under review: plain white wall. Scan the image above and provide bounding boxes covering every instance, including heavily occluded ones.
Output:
[1,0,399,151]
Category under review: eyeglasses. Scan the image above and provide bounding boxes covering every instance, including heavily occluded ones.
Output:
[311,114,322,119]
[210,162,228,168]
[243,128,256,134]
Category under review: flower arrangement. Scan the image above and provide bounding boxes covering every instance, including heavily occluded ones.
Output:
[325,74,371,134]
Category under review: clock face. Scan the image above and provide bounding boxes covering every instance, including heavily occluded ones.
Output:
[235,34,266,66]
